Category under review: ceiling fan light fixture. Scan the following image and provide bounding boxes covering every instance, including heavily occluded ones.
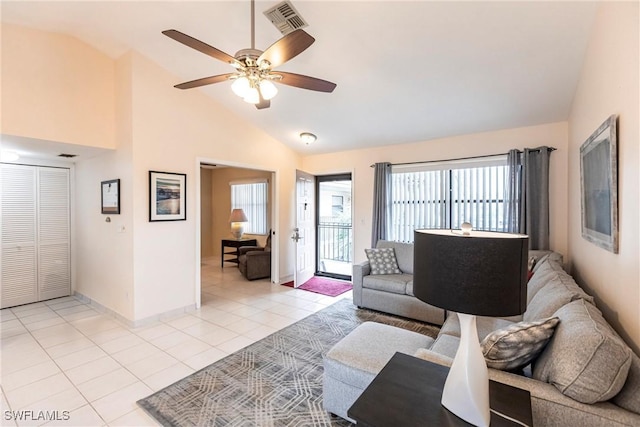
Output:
[244,87,260,104]
[259,80,278,100]
[231,76,250,97]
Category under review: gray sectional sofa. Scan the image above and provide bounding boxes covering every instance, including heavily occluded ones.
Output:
[326,250,640,426]
[352,240,445,325]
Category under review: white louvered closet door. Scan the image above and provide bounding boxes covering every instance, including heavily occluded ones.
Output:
[38,167,70,301]
[1,165,70,308]
[2,164,38,308]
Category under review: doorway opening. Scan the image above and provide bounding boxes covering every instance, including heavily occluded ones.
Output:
[316,173,352,280]
[198,162,277,307]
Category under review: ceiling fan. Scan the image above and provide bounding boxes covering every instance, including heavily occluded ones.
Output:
[162,0,336,109]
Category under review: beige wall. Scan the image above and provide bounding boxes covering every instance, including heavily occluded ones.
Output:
[3,24,302,322]
[74,53,135,319]
[208,167,272,258]
[567,2,639,353]
[127,52,300,320]
[302,122,569,265]
[1,24,115,149]
[200,168,214,258]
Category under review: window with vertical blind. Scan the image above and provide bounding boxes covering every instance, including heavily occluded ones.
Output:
[230,180,268,235]
[389,156,509,243]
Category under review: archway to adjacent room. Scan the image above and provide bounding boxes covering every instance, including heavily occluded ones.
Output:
[195,158,278,308]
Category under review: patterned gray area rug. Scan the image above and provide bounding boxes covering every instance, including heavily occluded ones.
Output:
[137,299,439,427]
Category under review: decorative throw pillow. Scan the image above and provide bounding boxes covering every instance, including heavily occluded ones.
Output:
[365,248,402,275]
[481,317,560,371]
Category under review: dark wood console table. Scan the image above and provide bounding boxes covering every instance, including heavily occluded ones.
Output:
[348,352,532,427]
[221,238,257,267]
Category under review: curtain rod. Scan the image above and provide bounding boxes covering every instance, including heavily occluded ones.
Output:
[369,146,556,168]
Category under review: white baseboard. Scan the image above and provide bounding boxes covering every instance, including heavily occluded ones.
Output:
[73,291,197,328]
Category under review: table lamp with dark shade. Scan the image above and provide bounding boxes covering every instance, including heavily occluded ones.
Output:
[413,224,528,427]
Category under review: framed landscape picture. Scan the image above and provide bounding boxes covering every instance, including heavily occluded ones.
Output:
[149,171,186,222]
[580,115,618,253]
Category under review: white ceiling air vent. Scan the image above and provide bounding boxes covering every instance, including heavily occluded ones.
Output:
[263,1,308,35]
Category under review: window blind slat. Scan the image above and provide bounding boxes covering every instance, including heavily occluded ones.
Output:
[231,182,268,234]
[389,159,508,242]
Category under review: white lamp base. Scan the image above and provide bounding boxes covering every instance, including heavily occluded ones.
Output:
[441,312,490,427]
[230,222,244,239]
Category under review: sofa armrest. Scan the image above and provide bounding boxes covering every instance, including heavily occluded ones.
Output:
[239,246,264,255]
[413,348,454,367]
[488,369,640,426]
[352,261,371,306]
[245,250,270,259]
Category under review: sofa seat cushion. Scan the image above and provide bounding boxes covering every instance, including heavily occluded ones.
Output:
[405,280,414,296]
[362,273,412,295]
[612,352,640,414]
[533,299,632,404]
[324,322,434,389]
[439,313,514,341]
[481,317,560,371]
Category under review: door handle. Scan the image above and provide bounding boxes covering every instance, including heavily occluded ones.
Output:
[291,228,302,242]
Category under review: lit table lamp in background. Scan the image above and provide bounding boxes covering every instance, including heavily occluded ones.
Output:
[413,223,528,427]
[229,208,248,239]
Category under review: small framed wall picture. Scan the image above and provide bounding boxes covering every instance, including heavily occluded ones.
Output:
[101,179,120,214]
[149,171,187,222]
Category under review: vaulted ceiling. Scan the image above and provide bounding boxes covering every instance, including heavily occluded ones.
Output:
[2,1,597,155]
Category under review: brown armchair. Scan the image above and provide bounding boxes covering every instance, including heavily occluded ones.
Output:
[238,232,272,280]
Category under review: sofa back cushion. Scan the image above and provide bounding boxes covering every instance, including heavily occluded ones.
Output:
[533,299,632,404]
[524,267,594,322]
[526,261,559,304]
[376,240,414,274]
[530,250,563,273]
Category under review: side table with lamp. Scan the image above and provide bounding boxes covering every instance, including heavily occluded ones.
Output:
[348,223,532,427]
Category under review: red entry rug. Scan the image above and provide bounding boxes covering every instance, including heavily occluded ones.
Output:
[298,276,353,297]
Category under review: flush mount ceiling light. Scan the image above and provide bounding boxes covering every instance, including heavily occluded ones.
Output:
[300,132,317,145]
[1,150,20,162]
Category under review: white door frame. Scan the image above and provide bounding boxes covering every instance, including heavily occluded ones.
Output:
[194,157,279,309]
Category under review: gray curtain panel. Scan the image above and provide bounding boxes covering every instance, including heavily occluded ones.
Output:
[504,147,552,249]
[523,147,551,250]
[371,162,391,247]
[504,149,523,234]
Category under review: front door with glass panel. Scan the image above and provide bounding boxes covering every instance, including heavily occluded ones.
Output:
[316,174,352,280]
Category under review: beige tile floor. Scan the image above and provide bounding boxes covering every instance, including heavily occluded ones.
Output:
[1,258,352,426]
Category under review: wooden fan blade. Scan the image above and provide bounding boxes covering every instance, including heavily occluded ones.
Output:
[174,73,235,90]
[163,30,237,64]
[258,29,315,68]
[276,72,337,93]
